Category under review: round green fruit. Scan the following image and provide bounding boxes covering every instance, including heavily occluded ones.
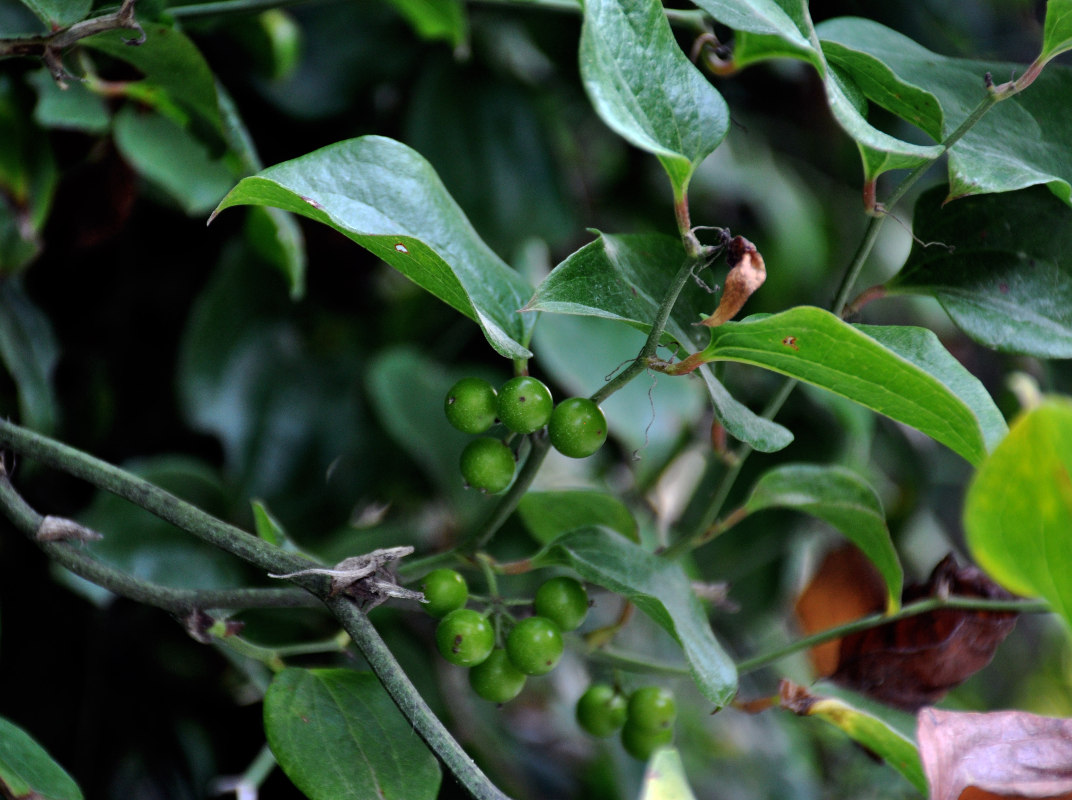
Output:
[575,683,628,738]
[459,438,515,494]
[548,397,608,458]
[534,576,589,632]
[435,609,494,667]
[627,686,677,731]
[444,377,498,435]
[420,569,468,619]
[620,719,673,761]
[497,376,553,435]
[468,648,527,703]
[505,616,563,675]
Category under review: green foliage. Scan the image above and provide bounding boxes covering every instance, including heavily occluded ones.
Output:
[0,716,83,800]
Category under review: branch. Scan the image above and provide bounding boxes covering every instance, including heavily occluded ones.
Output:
[0,467,317,614]
[0,0,144,87]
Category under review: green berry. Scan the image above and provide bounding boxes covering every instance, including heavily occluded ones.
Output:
[497,376,553,435]
[534,576,589,632]
[620,719,673,761]
[420,569,468,619]
[469,648,527,703]
[435,609,494,667]
[459,438,515,494]
[505,616,563,676]
[444,377,498,434]
[576,684,628,738]
[627,686,677,731]
[548,397,607,458]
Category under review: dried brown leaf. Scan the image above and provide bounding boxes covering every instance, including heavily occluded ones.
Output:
[700,236,766,327]
[919,707,1072,800]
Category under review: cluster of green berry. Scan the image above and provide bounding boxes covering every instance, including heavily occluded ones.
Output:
[420,569,590,704]
[444,375,608,493]
[576,683,677,761]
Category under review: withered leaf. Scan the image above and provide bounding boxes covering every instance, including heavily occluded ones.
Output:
[700,236,766,327]
[796,549,1017,711]
[918,707,1072,800]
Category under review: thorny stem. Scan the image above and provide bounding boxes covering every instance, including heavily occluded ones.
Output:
[736,595,1049,676]
[327,597,512,800]
[0,469,316,614]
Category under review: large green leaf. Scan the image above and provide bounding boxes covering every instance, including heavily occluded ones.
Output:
[692,1,942,182]
[964,398,1072,630]
[0,716,82,800]
[518,490,639,544]
[817,17,1072,204]
[889,185,1072,358]
[18,0,89,27]
[264,668,441,800]
[693,306,1006,465]
[0,279,60,434]
[28,68,110,134]
[84,22,226,155]
[579,0,729,197]
[212,136,534,359]
[744,464,901,611]
[1042,0,1072,62]
[533,527,738,707]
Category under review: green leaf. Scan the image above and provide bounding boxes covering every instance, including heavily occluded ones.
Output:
[783,688,926,793]
[28,69,110,134]
[251,499,288,547]
[0,716,83,800]
[1042,0,1072,62]
[696,306,1007,465]
[383,0,467,47]
[518,491,639,544]
[579,0,729,196]
[533,527,738,706]
[817,18,1072,204]
[692,2,941,182]
[0,279,60,434]
[264,668,441,800]
[696,365,794,453]
[113,107,236,216]
[744,464,901,611]
[212,136,534,359]
[639,748,696,800]
[889,185,1072,358]
[18,0,89,27]
[964,398,1072,629]
[85,23,227,154]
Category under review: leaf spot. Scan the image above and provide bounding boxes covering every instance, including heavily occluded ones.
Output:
[300,195,323,210]
[782,336,799,351]
[394,242,409,254]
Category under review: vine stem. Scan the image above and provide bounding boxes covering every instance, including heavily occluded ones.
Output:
[327,597,512,800]
[736,595,1048,676]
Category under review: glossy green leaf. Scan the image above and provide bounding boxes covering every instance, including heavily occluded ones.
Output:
[384,0,467,47]
[696,365,794,453]
[817,18,1072,204]
[84,23,226,154]
[579,0,729,196]
[692,1,941,182]
[744,464,901,611]
[18,0,89,27]
[1042,0,1072,62]
[518,491,639,544]
[251,500,287,547]
[696,306,1007,465]
[639,748,696,800]
[113,108,236,216]
[964,398,1072,629]
[265,668,441,800]
[533,527,738,706]
[212,136,534,359]
[0,279,59,434]
[784,688,926,792]
[889,185,1072,358]
[525,232,708,350]
[0,716,83,800]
